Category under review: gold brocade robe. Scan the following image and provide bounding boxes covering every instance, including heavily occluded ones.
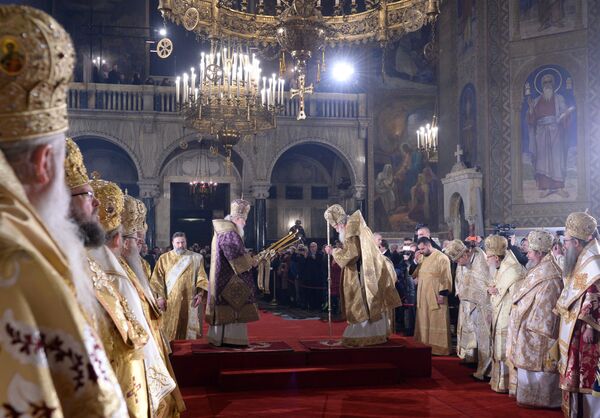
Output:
[120,257,186,417]
[0,152,127,417]
[489,250,525,393]
[332,211,401,327]
[507,254,562,373]
[86,256,151,418]
[414,249,452,356]
[455,248,492,369]
[151,250,208,341]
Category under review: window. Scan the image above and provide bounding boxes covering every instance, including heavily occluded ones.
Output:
[285,186,303,200]
[311,186,328,200]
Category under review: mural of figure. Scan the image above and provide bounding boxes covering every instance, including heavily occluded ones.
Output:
[375,164,396,214]
[526,73,575,198]
[459,84,477,167]
[518,0,580,39]
[458,0,476,52]
[408,173,430,224]
[394,143,424,206]
[537,0,565,30]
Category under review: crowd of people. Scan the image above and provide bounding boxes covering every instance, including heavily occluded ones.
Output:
[91,62,174,86]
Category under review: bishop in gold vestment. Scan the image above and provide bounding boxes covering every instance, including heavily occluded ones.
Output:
[0,5,127,416]
[485,235,526,393]
[152,232,208,341]
[444,240,492,379]
[413,237,452,355]
[506,230,562,409]
[324,205,401,347]
[555,212,600,417]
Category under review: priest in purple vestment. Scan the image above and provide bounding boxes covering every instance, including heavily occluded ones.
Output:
[206,199,259,346]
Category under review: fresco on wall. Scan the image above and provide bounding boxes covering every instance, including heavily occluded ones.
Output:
[459,84,477,167]
[384,29,435,84]
[457,0,476,53]
[374,103,439,232]
[518,0,584,39]
[520,64,577,203]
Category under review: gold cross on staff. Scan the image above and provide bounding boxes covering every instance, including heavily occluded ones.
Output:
[290,74,313,121]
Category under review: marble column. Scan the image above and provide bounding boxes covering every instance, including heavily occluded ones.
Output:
[138,179,161,249]
[353,184,367,217]
[251,182,271,251]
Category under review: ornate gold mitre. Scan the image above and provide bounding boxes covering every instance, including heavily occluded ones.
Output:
[527,230,554,253]
[121,195,147,236]
[324,204,347,227]
[64,137,89,189]
[0,5,75,142]
[231,198,251,221]
[484,235,508,257]
[565,212,598,240]
[444,239,468,262]
[90,174,124,232]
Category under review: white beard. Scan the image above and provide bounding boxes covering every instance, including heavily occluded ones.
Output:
[543,86,554,101]
[174,248,185,256]
[124,251,148,283]
[236,224,245,239]
[35,165,104,324]
[338,230,345,243]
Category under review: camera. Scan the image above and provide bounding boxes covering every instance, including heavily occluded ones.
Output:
[493,223,516,240]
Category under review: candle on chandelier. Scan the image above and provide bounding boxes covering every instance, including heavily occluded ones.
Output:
[183,73,189,104]
[176,76,180,105]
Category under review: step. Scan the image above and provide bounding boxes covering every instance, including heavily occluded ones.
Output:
[218,362,399,390]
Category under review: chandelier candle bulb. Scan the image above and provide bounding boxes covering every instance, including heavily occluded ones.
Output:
[176,76,180,105]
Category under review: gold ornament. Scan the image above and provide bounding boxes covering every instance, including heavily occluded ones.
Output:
[324,204,347,228]
[0,5,75,142]
[484,235,508,257]
[90,173,124,232]
[443,239,468,262]
[156,37,173,58]
[64,137,89,189]
[527,230,554,253]
[230,198,251,221]
[565,212,598,241]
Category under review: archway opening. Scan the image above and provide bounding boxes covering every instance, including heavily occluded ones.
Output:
[268,143,352,241]
[75,136,140,195]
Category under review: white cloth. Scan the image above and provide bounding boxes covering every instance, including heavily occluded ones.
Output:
[516,368,561,409]
[207,323,248,346]
[568,393,600,418]
[342,312,388,346]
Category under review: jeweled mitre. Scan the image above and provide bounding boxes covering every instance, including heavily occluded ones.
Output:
[64,137,89,189]
[0,5,75,142]
[90,175,124,232]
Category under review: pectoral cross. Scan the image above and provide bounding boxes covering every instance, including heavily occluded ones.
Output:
[454,144,464,164]
[290,74,313,121]
[126,376,142,404]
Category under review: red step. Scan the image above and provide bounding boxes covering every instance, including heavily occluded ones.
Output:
[218,362,399,390]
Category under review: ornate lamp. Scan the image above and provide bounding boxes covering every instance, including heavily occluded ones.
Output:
[416,115,438,162]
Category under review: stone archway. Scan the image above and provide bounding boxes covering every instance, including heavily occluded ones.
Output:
[442,167,484,237]
[73,135,141,195]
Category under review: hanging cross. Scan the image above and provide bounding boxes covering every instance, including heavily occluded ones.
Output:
[290,74,313,121]
[454,144,464,164]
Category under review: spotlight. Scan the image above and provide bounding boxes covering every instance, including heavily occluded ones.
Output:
[159,28,167,37]
[331,62,355,82]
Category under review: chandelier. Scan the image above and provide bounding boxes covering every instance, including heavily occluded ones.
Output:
[159,0,441,120]
[176,40,285,169]
[416,115,438,162]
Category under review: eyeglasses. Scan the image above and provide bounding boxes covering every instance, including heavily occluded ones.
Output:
[71,191,95,199]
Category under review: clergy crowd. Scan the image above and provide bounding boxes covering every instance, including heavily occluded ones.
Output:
[1,4,600,418]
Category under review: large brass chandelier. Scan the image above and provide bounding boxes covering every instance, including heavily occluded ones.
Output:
[176,39,284,170]
[159,0,441,121]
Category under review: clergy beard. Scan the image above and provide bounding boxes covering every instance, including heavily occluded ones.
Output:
[124,250,148,282]
[563,245,579,278]
[338,230,345,243]
[236,224,245,239]
[543,86,554,101]
[174,248,186,255]
[34,161,104,324]
[70,207,105,248]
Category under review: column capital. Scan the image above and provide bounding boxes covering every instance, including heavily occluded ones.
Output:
[251,181,271,199]
[138,179,161,199]
[353,184,367,200]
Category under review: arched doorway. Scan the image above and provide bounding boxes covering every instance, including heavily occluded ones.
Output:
[155,140,246,247]
[449,192,469,240]
[75,136,140,195]
[268,143,353,241]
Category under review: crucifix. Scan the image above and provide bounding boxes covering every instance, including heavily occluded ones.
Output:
[454,144,464,164]
[290,73,313,121]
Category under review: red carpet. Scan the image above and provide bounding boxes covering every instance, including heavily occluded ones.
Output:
[174,311,562,417]
[180,357,563,417]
